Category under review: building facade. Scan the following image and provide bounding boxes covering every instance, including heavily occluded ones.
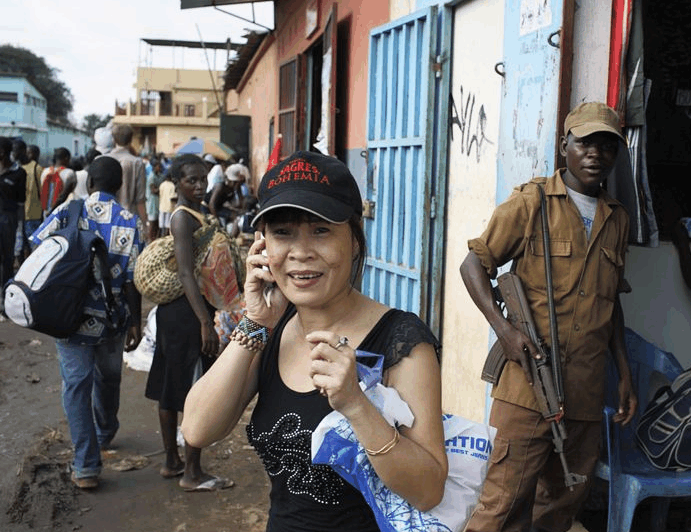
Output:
[113,66,224,156]
[1,74,91,162]
[0,74,48,150]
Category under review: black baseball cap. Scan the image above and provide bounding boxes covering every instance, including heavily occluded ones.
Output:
[252,151,363,226]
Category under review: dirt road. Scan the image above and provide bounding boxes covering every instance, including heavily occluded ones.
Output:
[0,316,269,532]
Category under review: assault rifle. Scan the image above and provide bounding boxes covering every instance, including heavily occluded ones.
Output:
[482,185,586,491]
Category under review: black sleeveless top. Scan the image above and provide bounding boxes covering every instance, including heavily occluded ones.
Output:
[246,306,440,532]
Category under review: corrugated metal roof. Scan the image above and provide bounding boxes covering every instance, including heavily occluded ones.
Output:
[223,30,270,90]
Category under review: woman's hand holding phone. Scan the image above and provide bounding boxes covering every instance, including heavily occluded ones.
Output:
[244,231,288,329]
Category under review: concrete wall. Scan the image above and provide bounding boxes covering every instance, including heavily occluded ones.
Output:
[228,36,278,191]
[135,67,224,93]
[570,0,611,106]
[154,124,222,155]
[621,245,691,367]
[46,122,91,158]
[390,0,415,20]
[441,0,505,421]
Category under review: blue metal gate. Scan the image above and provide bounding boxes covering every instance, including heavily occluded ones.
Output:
[496,0,566,202]
[362,6,442,322]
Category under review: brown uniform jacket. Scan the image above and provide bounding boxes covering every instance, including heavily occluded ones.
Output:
[468,170,629,421]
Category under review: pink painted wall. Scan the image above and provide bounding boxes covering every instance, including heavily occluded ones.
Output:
[274,0,390,150]
[225,35,278,191]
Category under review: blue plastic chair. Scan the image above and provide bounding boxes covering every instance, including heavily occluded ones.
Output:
[595,327,691,532]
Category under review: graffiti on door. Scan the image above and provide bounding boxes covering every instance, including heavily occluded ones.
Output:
[450,85,494,163]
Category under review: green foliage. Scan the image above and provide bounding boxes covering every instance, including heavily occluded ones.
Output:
[0,44,74,120]
[82,113,113,139]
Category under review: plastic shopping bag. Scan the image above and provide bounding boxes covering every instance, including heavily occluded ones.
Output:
[311,353,496,532]
[123,306,157,372]
[431,414,496,529]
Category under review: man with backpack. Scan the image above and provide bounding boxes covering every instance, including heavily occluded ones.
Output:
[30,155,145,489]
[40,147,76,215]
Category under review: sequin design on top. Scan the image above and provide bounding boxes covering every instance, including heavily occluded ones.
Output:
[247,412,345,505]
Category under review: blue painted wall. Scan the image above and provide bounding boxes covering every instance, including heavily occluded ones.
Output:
[46,121,92,160]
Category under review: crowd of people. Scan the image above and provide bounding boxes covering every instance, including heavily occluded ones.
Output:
[0,101,644,532]
[0,125,257,493]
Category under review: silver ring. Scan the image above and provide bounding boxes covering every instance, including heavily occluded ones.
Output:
[334,336,349,350]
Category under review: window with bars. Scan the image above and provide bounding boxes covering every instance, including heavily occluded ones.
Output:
[184,104,196,117]
[278,59,297,157]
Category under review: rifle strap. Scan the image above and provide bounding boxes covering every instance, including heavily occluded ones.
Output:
[538,184,565,405]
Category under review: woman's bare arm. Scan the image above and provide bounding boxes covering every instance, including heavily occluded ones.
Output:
[358,344,447,510]
[182,343,261,447]
[182,233,289,447]
[309,335,448,511]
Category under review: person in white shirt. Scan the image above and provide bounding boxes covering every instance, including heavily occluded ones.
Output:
[204,157,230,194]
[73,148,102,200]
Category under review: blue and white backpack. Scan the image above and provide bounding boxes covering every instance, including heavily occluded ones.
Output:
[4,200,123,338]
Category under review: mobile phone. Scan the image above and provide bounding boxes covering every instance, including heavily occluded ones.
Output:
[260,233,269,271]
[259,233,274,307]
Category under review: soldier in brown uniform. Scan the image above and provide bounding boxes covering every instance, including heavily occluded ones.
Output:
[460,102,638,532]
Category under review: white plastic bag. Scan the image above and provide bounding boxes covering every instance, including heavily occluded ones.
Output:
[430,414,496,530]
[123,306,157,372]
[311,354,496,532]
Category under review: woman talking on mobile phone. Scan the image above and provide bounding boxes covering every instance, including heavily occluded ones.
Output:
[182,151,447,531]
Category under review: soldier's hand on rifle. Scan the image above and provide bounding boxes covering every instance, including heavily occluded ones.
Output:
[613,376,637,426]
[497,323,539,386]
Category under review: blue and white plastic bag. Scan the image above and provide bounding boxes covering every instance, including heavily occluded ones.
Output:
[311,352,496,532]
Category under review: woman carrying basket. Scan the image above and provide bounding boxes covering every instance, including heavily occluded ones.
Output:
[144,154,232,491]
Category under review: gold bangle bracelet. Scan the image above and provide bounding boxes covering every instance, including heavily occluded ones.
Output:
[364,426,400,456]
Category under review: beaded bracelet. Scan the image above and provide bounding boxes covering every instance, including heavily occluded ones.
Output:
[364,426,400,457]
[230,314,271,352]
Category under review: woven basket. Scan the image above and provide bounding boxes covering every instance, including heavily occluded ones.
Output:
[134,223,216,304]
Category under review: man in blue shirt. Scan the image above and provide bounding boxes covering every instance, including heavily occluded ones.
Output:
[31,156,145,489]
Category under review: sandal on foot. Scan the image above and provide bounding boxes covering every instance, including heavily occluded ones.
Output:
[182,476,234,492]
[71,472,99,489]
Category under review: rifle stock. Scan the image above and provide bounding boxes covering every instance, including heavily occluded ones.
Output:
[481,271,586,489]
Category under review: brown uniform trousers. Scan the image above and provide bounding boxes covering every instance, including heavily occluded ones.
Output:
[464,400,601,532]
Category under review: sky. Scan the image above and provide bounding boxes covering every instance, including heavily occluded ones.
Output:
[2,0,274,125]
